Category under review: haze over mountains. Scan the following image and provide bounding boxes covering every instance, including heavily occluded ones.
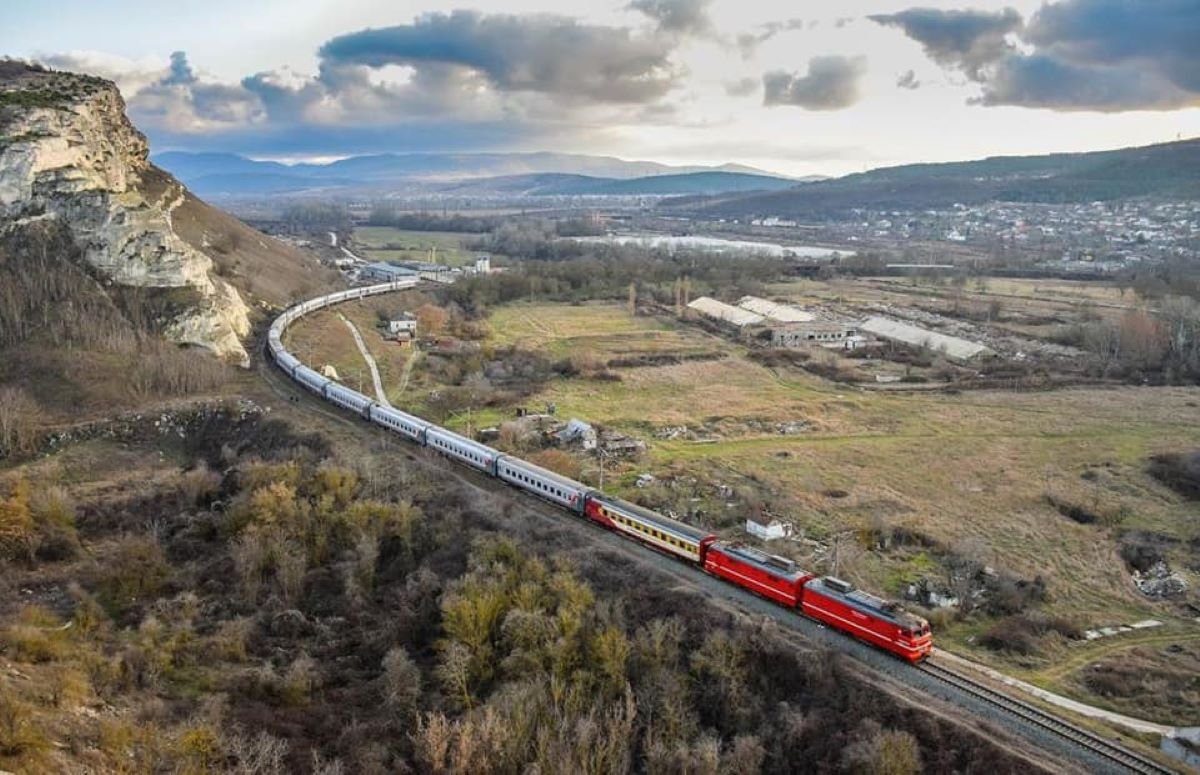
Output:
[155,137,1200,212]
[153,151,810,197]
[671,137,1200,219]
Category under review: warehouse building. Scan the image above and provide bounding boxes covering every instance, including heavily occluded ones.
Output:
[860,316,990,361]
[687,297,765,328]
[360,262,418,282]
[737,296,816,323]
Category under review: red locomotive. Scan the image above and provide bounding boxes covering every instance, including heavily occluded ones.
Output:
[701,540,932,663]
[801,576,932,662]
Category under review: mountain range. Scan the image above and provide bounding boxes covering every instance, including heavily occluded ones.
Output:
[153,151,808,197]
[672,137,1200,219]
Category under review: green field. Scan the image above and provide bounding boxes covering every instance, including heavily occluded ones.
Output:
[352,226,479,268]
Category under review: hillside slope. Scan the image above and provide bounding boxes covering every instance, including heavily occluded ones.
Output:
[680,137,1200,219]
[0,62,337,367]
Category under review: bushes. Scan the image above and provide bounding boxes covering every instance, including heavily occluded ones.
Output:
[1043,493,1098,524]
[0,477,34,560]
[978,613,1081,656]
[1148,450,1200,499]
[0,387,41,459]
[98,536,172,616]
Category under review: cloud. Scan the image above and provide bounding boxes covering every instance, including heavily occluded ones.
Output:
[627,0,713,38]
[318,10,681,104]
[736,18,805,58]
[763,56,867,110]
[874,1,1200,111]
[724,77,758,97]
[896,70,920,90]
[869,7,1022,80]
[979,52,1197,112]
[36,50,167,95]
[37,9,704,155]
[126,51,266,132]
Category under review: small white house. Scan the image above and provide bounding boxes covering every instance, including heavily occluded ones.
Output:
[746,519,793,542]
[387,315,418,336]
[475,254,492,274]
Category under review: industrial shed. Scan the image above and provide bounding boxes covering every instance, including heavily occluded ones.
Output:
[860,316,991,361]
[737,296,816,323]
[687,297,765,327]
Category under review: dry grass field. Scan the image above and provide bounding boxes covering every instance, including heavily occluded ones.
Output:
[291,292,1200,724]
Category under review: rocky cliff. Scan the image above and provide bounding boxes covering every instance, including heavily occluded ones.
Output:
[0,64,272,365]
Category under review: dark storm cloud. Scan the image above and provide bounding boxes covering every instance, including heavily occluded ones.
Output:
[873,0,1200,111]
[762,56,867,110]
[627,0,713,37]
[318,10,681,104]
[869,7,1022,80]
[896,70,920,90]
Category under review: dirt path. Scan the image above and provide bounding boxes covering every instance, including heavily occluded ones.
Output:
[338,313,390,407]
[396,348,421,397]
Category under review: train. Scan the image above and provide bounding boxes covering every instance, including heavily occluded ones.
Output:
[267,282,933,663]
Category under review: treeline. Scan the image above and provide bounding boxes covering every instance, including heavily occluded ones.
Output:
[281,202,352,232]
[1057,299,1200,383]
[365,209,497,233]
[445,253,783,314]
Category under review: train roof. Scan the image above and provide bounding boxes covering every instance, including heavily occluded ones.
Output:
[373,405,430,428]
[426,425,500,454]
[499,456,589,492]
[713,542,811,582]
[805,577,925,628]
[592,494,712,544]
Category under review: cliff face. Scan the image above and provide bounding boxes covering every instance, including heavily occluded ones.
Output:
[0,65,253,364]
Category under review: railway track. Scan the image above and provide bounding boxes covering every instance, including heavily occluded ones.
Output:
[918,661,1175,775]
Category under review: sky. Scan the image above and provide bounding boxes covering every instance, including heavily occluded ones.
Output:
[4,0,1200,176]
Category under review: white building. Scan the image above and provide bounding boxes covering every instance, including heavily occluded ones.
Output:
[737,296,816,323]
[773,321,862,349]
[387,315,418,336]
[859,316,991,361]
[746,519,793,542]
[687,297,765,327]
[475,254,492,274]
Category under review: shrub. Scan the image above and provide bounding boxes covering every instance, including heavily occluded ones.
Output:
[0,477,34,560]
[1,606,71,663]
[99,536,172,615]
[1044,493,1098,525]
[978,613,1080,655]
[1147,451,1200,499]
[0,695,49,759]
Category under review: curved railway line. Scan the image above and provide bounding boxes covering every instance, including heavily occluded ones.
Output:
[267,281,1183,775]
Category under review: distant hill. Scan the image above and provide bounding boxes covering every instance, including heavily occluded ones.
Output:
[153,150,798,196]
[432,171,797,197]
[678,137,1200,219]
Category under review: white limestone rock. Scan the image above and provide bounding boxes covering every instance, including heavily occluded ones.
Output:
[0,71,251,364]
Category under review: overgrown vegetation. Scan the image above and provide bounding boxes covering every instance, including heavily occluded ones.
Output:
[0,220,233,431]
[0,414,1039,773]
